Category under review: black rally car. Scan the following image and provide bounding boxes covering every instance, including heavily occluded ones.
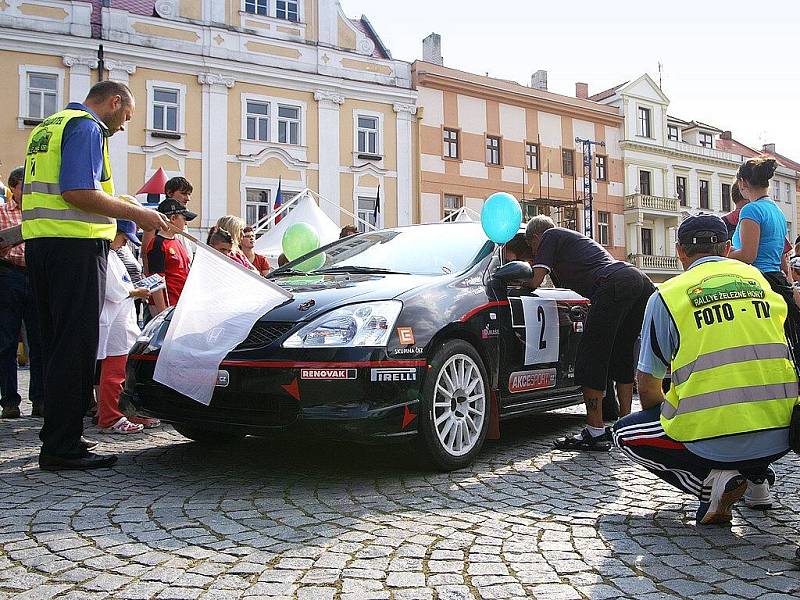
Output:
[124,222,588,470]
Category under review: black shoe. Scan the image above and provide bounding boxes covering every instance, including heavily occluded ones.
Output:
[1,405,21,419]
[80,436,99,451]
[30,405,43,418]
[553,428,612,451]
[39,451,118,471]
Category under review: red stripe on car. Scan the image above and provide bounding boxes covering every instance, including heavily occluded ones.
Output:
[459,300,509,322]
[128,355,426,369]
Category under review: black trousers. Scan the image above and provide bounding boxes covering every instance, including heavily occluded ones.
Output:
[575,267,655,391]
[26,238,108,457]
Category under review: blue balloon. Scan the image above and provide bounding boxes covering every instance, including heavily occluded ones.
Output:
[481,192,522,243]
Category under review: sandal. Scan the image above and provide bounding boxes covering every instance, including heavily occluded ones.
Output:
[553,428,611,451]
[130,416,161,429]
[100,417,144,435]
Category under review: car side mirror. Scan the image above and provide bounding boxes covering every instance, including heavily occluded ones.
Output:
[493,260,532,283]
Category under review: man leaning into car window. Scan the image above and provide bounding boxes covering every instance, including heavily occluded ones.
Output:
[525,216,655,451]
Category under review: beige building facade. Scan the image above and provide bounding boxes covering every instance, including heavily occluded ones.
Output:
[0,0,417,232]
[413,58,626,260]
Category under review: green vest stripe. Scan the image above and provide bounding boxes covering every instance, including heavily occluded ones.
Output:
[22,207,115,225]
[671,342,790,386]
[662,381,798,419]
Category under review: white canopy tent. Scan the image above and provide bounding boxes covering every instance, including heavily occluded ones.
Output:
[441,206,481,223]
[252,191,338,263]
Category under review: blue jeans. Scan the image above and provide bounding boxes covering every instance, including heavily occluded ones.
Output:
[0,265,43,409]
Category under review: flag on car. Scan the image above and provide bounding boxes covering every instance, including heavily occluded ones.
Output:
[153,238,292,405]
[372,185,380,229]
[274,177,283,224]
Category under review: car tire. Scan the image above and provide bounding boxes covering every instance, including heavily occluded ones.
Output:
[172,422,246,444]
[416,339,490,471]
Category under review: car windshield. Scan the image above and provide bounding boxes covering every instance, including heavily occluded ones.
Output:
[277,225,493,276]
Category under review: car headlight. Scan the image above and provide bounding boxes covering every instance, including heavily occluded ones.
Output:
[282,301,402,348]
[136,310,170,347]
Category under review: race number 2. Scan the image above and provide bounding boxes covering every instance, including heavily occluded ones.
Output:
[521,298,559,365]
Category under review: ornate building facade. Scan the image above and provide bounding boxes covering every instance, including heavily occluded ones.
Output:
[0,0,418,231]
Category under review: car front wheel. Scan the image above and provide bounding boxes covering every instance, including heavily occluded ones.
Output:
[416,339,490,471]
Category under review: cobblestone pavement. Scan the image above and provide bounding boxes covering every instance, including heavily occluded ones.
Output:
[2,369,800,599]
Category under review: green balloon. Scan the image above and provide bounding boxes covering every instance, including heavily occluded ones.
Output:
[282,222,320,260]
[296,252,326,272]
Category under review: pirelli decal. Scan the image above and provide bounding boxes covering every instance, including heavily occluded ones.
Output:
[300,368,357,380]
[508,368,557,394]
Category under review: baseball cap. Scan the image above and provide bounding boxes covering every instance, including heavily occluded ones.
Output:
[116,219,141,246]
[677,214,727,245]
[157,197,197,221]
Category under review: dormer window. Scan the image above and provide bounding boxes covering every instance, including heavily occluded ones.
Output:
[667,125,679,142]
[243,0,299,21]
[699,132,713,148]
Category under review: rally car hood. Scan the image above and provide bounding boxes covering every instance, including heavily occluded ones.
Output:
[262,272,439,322]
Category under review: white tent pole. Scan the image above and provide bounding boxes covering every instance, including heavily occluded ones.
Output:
[252,188,309,234]
[307,189,379,231]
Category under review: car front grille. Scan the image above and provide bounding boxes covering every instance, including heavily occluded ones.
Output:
[234,322,295,350]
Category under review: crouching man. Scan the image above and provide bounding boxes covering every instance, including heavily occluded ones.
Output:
[614,215,797,524]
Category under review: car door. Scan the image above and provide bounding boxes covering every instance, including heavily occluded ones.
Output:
[498,279,587,415]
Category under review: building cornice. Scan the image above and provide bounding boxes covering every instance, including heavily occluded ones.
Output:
[0,31,417,107]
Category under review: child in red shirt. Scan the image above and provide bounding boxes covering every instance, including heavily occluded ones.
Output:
[145,198,197,313]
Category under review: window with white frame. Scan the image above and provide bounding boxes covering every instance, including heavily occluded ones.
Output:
[152,88,179,132]
[772,181,780,202]
[246,100,270,141]
[443,194,463,220]
[27,72,58,120]
[786,182,791,203]
[597,211,610,246]
[245,188,271,226]
[277,105,300,144]
[486,136,501,165]
[444,128,459,159]
[357,115,379,155]
[699,132,713,148]
[244,0,268,15]
[357,196,377,233]
[276,0,298,21]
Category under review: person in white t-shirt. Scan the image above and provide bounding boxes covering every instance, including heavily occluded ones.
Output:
[97,220,153,434]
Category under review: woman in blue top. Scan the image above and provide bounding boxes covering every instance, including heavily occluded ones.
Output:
[729,156,799,351]
[729,157,786,273]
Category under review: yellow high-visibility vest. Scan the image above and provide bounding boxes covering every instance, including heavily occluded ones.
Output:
[659,258,798,441]
[22,108,116,240]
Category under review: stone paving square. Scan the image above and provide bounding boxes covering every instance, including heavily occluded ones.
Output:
[2,369,799,599]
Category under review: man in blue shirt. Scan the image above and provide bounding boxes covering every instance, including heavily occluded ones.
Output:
[25,81,169,471]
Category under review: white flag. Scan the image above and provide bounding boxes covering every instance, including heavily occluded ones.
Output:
[154,242,292,405]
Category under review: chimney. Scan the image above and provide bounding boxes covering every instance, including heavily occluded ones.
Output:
[575,82,589,99]
[763,143,776,153]
[422,33,443,65]
[531,70,547,91]
[720,131,732,140]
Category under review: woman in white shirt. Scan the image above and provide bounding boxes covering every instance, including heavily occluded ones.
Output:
[97,220,152,434]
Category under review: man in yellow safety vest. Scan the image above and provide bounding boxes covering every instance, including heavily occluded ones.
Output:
[613,214,797,524]
[23,80,169,471]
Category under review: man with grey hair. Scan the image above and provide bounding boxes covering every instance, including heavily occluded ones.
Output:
[525,216,654,450]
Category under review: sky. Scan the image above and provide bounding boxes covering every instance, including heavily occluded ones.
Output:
[342,0,800,160]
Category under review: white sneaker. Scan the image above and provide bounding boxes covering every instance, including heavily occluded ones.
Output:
[697,469,746,525]
[744,467,775,510]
